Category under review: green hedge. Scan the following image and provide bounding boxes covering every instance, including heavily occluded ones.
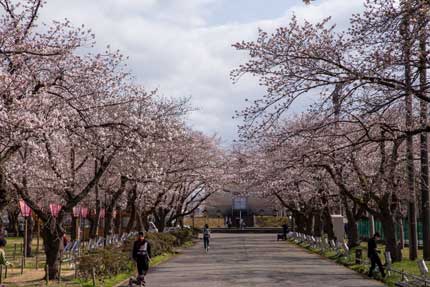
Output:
[77,229,195,281]
[77,246,133,281]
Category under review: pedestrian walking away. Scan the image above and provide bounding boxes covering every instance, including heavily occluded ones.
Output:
[282,223,289,240]
[368,232,385,278]
[130,231,152,286]
[203,224,210,252]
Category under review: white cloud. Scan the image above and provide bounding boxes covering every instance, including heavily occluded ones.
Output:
[38,0,364,145]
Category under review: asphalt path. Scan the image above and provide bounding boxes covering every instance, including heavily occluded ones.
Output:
[126,233,385,287]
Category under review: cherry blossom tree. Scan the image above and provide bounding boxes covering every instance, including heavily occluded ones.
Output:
[232,0,430,261]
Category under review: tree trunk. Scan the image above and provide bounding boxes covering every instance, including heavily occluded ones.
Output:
[0,168,10,234]
[90,160,101,238]
[89,212,100,239]
[380,213,402,262]
[114,207,122,234]
[342,196,359,247]
[323,207,335,240]
[313,214,322,236]
[41,220,64,280]
[305,213,313,234]
[293,212,306,233]
[418,5,430,260]
[178,216,184,228]
[104,176,127,237]
[154,208,167,232]
[369,214,375,238]
[25,217,34,257]
[346,213,359,248]
[104,208,113,237]
[136,211,144,232]
[7,209,19,235]
[398,217,405,250]
[71,216,78,241]
[141,211,149,231]
[402,1,418,260]
[126,203,136,233]
[125,186,137,233]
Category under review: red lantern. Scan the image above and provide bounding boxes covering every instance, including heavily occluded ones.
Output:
[72,206,81,218]
[49,203,62,218]
[19,200,32,217]
[99,208,105,219]
[80,207,89,219]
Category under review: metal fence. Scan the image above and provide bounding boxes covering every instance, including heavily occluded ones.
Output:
[357,219,423,242]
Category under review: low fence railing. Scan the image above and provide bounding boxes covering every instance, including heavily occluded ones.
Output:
[287,232,430,287]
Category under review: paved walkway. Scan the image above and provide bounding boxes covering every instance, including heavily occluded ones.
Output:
[132,234,385,287]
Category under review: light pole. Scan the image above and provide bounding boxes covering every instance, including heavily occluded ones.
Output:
[18,200,32,264]
[72,207,81,241]
[98,208,105,238]
[80,208,89,242]
[112,209,117,234]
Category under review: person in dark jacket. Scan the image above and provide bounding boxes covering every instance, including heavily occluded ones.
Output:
[368,232,385,278]
[203,224,210,252]
[282,224,289,240]
[132,231,151,284]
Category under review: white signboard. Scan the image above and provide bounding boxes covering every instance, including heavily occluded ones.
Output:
[233,197,247,210]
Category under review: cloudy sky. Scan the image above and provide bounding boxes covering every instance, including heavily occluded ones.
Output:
[39,0,364,146]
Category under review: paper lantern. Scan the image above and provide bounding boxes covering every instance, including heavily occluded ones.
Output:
[72,206,81,217]
[99,208,105,219]
[19,200,32,217]
[80,207,89,219]
[49,203,62,218]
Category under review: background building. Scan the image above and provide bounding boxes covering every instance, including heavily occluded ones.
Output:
[201,186,280,227]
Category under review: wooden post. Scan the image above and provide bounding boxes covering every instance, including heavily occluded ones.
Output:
[24,216,28,259]
[20,255,24,274]
[13,243,16,260]
[58,253,62,284]
[45,263,49,286]
[35,254,38,270]
[74,256,77,279]
[92,267,96,287]
[76,216,80,243]
[119,211,122,235]
[36,218,40,255]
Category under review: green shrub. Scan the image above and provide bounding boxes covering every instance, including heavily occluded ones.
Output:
[255,216,289,227]
[168,229,194,246]
[77,247,133,281]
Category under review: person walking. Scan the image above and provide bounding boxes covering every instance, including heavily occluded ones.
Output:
[131,231,152,286]
[282,223,289,240]
[203,224,210,252]
[0,238,11,268]
[368,232,385,278]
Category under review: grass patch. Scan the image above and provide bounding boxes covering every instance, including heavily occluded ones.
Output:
[254,216,289,227]
[290,239,430,287]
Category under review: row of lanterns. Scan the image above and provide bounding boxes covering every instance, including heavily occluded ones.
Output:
[19,200,110,219]
[18,200,116,260]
